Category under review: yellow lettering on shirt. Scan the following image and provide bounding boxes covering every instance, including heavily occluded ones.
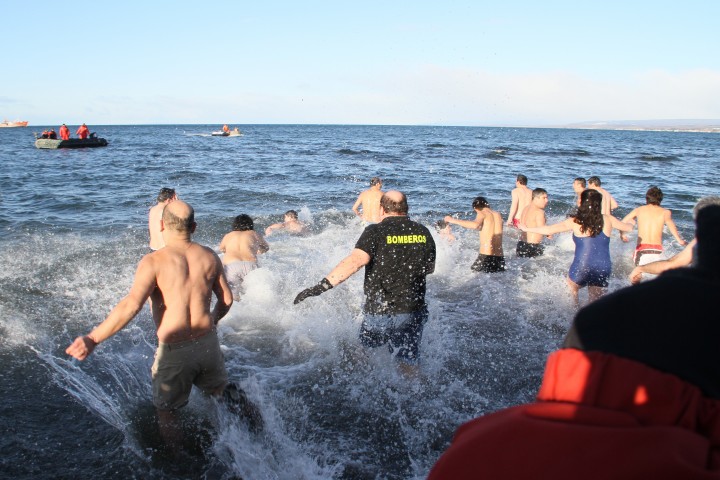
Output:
[386,234,426,245]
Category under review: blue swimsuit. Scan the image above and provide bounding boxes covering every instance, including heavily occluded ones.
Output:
[568,232,611,287]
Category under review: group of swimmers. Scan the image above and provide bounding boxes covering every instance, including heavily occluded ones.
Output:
[150,173,699,308]
[435,174,696,305]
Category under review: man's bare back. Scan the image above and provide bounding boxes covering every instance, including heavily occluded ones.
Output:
[220,230,269,264]
[353,177,384,223]
[67,200,232,357]
[507,185,532,226]
[149,203,166,250]
[622,204,686,246]
[149,189,177,250]
[478,208,504,256]
[148,241,229,343]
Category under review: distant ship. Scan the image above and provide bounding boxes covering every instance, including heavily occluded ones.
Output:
[0,120,29,128]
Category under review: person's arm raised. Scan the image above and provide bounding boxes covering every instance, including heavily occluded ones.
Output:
[294,248,371,304]
[609,215,634,233]
[519,218,573,236]
[444,214,484,231]
[66,256,156,360]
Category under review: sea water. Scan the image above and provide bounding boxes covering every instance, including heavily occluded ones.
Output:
[0,124,717,479]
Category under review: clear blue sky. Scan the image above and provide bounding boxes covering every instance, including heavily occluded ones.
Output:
[2,1,719,126]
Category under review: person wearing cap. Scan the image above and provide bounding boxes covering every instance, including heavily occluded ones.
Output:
[429,201,720,479]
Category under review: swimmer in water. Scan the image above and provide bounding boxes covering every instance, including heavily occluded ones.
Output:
[265,210,309,236]
[445,196,505,273]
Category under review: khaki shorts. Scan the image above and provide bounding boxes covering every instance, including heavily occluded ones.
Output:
[151,329,228,411]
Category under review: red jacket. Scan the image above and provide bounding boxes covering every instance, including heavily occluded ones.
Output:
[428,349,720,479]
[76,125,89,139]
[59,125,70,140]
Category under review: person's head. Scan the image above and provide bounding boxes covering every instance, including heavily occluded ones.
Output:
[232,214,254,231]
[380,190,408,215]
[645,186,663,206]
[284,210,299,221]
[472,196,489,211]
[587,176,601,187]
[573,178,586,194]
[162,200,195,234]
[532,188,549,208]
[693,195,720,219]
[157,187,176,203]
[574,189,604,236]
[370,177,382,187]
[516,174,528,186]
[695,204,720,271]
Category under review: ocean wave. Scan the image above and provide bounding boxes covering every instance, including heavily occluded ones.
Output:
[541,148,592,157]
[337,148,372,155]
[638,154,679,161]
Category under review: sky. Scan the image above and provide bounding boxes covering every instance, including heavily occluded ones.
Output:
[2,1,719,126]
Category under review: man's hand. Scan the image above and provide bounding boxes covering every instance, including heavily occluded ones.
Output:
[629,267,644,285]
[294,278,333,304]
[66,335,98,361]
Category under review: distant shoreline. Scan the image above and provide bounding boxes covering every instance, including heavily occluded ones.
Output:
[554,121,720,134]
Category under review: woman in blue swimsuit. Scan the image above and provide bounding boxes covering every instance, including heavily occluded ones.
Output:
[520,189,634,305]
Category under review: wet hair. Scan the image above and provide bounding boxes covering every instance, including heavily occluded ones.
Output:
[516,174,528,185]
[574,177,587,188]
[695,205,720,270]
[472,196,489,210]
[232,214,254,231]
[573,189,604,236]
[370,177,382,186]
[693,195,720,219]
[645,186,663,205]
[285,210,298,220]
[380,192,408,214]
[162,204,194,233]
[532,188,547,199]
[435,220,448,231]
[157,187,176,203]
[587,176,601,187]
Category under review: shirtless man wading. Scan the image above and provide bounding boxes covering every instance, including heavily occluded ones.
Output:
[587,176,618,215]
[67,200,237,445]
[352,177,384,224]
[149,187,177,250]
[219,214,269,300]
[517,188,549,258]
[621,186,687,265]
[445,196,505,272]
[507,174,532,228]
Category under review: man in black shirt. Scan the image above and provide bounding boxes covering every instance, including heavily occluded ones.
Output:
[294,191,436,370]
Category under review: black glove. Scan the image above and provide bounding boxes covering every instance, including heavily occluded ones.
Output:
[294,278,333,304]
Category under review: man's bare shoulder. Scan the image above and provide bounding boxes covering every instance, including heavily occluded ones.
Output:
[637,204,667,217]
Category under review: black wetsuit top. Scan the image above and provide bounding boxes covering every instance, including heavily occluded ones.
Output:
[355,215,436,315]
